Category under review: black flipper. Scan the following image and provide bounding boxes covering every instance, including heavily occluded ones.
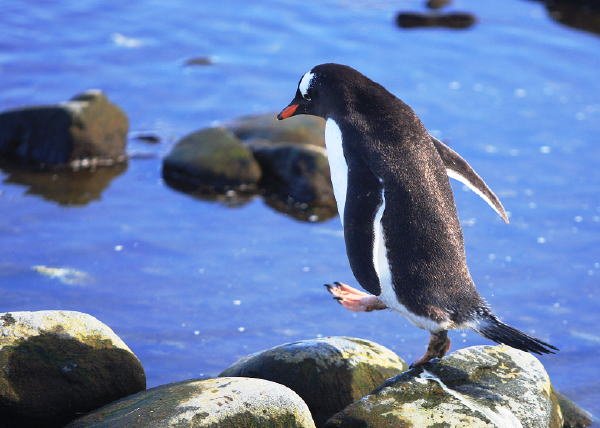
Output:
[432,135,509,223]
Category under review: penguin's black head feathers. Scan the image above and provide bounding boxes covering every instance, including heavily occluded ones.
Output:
[278,63,385,121]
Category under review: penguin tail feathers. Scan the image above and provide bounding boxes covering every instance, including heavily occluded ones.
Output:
[473,312,558,355]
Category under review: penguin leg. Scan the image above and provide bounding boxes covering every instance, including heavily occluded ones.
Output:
[324,282,387,312]
[410,330,451,368]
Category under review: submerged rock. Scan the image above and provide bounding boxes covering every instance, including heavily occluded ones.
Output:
[0,90,128,168]
[220,336,407,427]
[227,113,325,148]
[67,377,316,428]
[426,0,451,9]
[325,345,562,427]
[396,12,477,29]
[162,127,261,194]
[0,310,145,427]
[0,161,126,206]
[250,141,336,221]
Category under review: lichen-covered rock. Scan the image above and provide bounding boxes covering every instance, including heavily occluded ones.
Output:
[227,113,325,147]
[250,141,336,221]
[162,127,261,194]
[0,90,128,168]
[220,336,407,427]
[554,390,593,428]
[325,345,562,428]
[66,377,316,428]
[0,311,146,427]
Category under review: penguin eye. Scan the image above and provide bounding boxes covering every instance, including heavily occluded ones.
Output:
[304,94,312,101]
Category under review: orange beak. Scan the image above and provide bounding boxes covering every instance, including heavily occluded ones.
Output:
[277,103,299,120]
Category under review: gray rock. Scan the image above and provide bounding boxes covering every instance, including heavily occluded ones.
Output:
[0,311,145,427]
[554,390,593,428]
[220,336,407,427]
[0,90,128,168]
[325,345,563,428]
[67,377,316,428]
[162,127,261,194]
[249,141,336,221]
[227,113,325,147]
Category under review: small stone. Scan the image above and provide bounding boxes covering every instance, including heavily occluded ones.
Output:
[396,12,477,29]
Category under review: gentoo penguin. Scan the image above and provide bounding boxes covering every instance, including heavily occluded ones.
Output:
[277,63,557,366]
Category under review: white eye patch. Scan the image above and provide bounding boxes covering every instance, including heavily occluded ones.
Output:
[299,71,315,99]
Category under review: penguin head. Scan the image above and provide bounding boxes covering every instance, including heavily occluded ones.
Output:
[277,63,355,121]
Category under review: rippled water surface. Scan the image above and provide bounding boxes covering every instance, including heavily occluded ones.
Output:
[1,0,599,417]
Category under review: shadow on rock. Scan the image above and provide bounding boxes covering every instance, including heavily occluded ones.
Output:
[0,332,145,428]
[0,161,127,206]
[529,0,600,35]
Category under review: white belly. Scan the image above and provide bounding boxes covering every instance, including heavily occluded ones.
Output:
[324,119,348,226]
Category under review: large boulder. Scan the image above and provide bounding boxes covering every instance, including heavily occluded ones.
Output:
[0,90,128,168]
[162,127,261,194]
[325,345,563,427]
[250,141,336,221]
[0,311,146,427]
[67,377,316,428]
[227,113,325,148]
[220,336,407,427]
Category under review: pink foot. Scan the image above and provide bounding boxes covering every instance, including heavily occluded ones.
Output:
[324,282,387,312]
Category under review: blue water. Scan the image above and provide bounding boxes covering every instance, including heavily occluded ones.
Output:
[1,0,599,418]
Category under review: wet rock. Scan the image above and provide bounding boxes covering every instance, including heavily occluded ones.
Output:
[555,390,593,428]
[426,0,451,9]
[0,310,146,427]
[325,345,562,428]
[220,336,407,427]
[249,141,336,221]
[162,127,261,194]
[396,12,477,29]
[184,56,213,66]
[0,161,126,206]
[228,113,325,148]
[67,377,316,428]
[133,133,161,144]
[0,90,128,168]
[529,0,600,36]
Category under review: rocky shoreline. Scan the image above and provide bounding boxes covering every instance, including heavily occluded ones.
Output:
[0,310,592,427]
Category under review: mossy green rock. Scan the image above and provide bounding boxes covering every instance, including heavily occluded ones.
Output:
[162,127,261,194]
[0,311,145,427]
[0,90,128,168]
[325,345,563,428]
[220,336,407,427]
[250,141,336,221]
[67,377,316,428]
[228,113,325,147]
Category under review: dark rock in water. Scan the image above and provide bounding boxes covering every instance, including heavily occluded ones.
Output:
[426,0,451,9]
[555,390,593,428]
[325,345,562,427]
[529,0,600,36]
[249,141,337,221]
[67,377,316,428]
[0,162,126,206]
[162,127,261,195]
[396,12,477,29]
[0,311,146,428]
[133,133,161,144]
[220,336,407,427]
[0,90,128,169]
[228,113,325,147]
[184,56,213,66]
